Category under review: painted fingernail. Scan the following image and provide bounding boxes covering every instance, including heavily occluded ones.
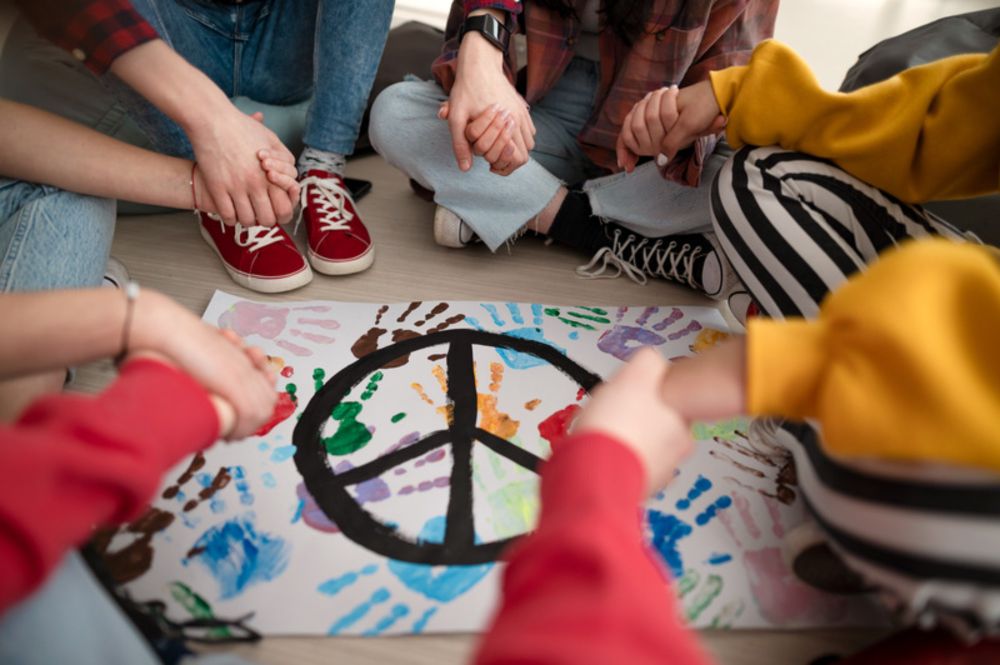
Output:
[656,154,669,167]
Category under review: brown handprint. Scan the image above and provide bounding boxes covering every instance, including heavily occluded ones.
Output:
[351,302,464,368]
[91,453,233,584]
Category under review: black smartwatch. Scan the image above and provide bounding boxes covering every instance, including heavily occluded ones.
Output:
[459,13,511,55]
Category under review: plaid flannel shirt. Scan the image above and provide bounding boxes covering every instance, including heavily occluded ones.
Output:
[14,0,158,75]
[433,0,778,185]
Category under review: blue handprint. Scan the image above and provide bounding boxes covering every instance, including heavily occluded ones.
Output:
[466,303,566,370]
[647,475,732,579]
[598,306,702,361]
[321,516,494,636]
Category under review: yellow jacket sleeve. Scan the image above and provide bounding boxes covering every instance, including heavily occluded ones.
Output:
[747,240,1000,472]
[709,40,1000,203]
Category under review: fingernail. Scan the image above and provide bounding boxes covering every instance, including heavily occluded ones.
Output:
[669,84,679,90]
[460,159,471,171]
[656,154,669,167]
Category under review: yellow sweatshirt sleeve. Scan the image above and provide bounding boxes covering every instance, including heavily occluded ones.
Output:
[748,239,1000,472]
[709,40,1000,203]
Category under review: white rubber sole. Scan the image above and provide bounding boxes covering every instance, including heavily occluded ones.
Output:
[433,206,475,248]
[308,245,375,276]
[199,224,313,293]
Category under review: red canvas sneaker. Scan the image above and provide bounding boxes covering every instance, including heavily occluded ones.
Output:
[199,213,312,293]
[298,170,374,275]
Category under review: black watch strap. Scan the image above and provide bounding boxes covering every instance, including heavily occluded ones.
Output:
[459,13,511,54]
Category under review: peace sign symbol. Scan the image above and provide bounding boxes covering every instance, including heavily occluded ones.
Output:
[294,329,602,565]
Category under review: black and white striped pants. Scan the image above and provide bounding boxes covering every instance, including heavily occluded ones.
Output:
[712,147,998,637]
[768,420,1000,639]
[710,146,968,319]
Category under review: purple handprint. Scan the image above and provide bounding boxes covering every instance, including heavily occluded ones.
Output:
[596,306,701,361]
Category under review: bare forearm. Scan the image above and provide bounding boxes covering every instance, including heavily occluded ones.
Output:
[0,100,195,208]
[0,289,170,379]
[109,40,230,136]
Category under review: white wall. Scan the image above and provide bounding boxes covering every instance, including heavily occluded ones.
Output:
[393,0,453,28]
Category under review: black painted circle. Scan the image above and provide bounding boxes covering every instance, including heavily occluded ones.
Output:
[293,329,602,565]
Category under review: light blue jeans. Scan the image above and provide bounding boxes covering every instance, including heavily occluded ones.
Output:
[0,178,114,292]
[0,553,252,665]
[108,0,393,158]
[370,57,727,251]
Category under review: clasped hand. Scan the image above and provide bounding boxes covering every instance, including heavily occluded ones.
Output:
[189,110,301,227]
[615,80,727,173]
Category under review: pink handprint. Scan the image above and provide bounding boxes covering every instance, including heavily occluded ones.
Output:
[218,301,340,357]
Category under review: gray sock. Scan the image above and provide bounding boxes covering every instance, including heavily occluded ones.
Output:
[297,147,347,177]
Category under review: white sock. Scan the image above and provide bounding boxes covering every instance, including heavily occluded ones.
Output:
[297,147,347,177]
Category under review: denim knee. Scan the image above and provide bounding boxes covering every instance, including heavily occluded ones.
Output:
[369,81,440,158]
[0,183,115,293]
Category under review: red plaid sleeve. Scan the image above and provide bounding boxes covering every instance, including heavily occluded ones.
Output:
[14,0,158,75]
[464,0,523,16]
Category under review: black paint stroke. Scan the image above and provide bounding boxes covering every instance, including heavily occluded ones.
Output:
[293,328,602,565]
[475,428,544,473]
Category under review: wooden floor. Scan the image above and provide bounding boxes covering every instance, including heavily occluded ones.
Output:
[75,155,891,664]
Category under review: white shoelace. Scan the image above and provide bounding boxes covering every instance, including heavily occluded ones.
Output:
[298,175,355,233]
[577,229,704,288]
[230,221,284,253]
[194,211,284,254]
[576,247,648,284]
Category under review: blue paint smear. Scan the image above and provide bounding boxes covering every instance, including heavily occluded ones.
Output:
[318,564,379,596]
[258,442,270,452]
[210,498,225,514]
[529,303,544,325]
[505,303,524,325]
[174,490,187,503]
[328,588,390,635]
[261,472,277,489]
[707,553,733,566]
[676,475,712,511]
[363,604,410,636]
[181,513,201,530]
[695,495,732,526]
[231,466,254,506]
[647,509,692,579]
[197,473,213,488]
[388,516,493,602]
[568,331,580,340]
[411,607,438,634]
[191,514,290,600]
[270,445,297,463]
[291,499,304,524]
[481,304,505,327]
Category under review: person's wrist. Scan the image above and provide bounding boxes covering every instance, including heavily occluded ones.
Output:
[128,289,173,356]
[458,30,505,70]
[175,83,232,136]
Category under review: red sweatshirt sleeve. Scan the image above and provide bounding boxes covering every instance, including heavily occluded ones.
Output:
[0,358,218,615]
[474,433,713,665]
